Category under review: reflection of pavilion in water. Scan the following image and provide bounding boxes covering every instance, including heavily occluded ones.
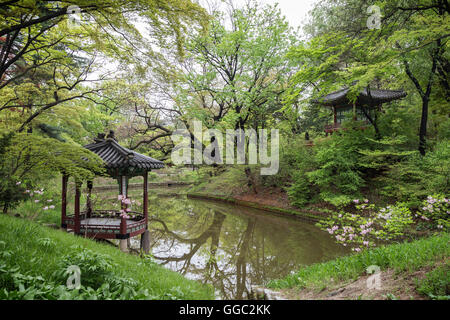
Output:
[136,199,347,300]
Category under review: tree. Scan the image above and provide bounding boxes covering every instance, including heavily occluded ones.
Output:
[0,132,104,213]
[287,0,449,154]
[0,0,208,133]
[124,0,298,155]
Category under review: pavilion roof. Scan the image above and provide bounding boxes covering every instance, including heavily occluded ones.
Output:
[313,86,407,108]
[84,132,164,177]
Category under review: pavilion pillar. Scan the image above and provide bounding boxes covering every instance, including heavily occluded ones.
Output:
[74,182,81,234]
[61,175,68,229]
[352,102,356,121]
[140,171,150,255]
[86,180,93,218]
[140,230,150,255]
[143,171,148,226]
[333,106,337,126]
[119,175,128,252]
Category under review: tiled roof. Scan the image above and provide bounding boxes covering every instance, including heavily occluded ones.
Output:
[314,86,407,107]
[84,138,164,175]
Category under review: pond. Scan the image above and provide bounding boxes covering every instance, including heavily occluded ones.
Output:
[119,190,349,299]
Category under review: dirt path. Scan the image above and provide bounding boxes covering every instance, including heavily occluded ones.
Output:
[278,268,434,300]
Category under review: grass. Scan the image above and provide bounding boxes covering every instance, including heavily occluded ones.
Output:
[0,214,215,300]
[188,166,250,196]
[268,232,450,292]
[416,262,450,299]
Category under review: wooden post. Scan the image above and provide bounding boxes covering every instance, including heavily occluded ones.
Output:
[86,180,93,218]
[119,238,128,252]
[61,175,68,229]
[333,106,337,126]
[140,230,150,255]
[143,171,148,226]
[74,182,81,234]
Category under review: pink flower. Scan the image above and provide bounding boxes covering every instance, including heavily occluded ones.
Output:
[47,199,53,202]
[122,198,131,205]
[364,199,369,203]
[43,206,48,210]
[120,213,130,219]
[34,199,40,203]
[49,205,55,209]
[118,195,124,201]
[353,199,359,204]
[16,181,21,185]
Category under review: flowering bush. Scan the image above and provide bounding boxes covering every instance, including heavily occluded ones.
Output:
[118,195,133,219]
[317,199,414,252]
[18,185,57,220]
[419,194,449,231]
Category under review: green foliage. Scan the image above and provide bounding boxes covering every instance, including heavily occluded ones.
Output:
[268,232,450,292]
[316,200,414,252]
[189,166,249,196]
[419,194,450,231]
[0,132,104,212]
[379,141,450,206]
[280,137,317,207]
[0,215,214,300]
[307,129,367,204]
[416,263,450,300]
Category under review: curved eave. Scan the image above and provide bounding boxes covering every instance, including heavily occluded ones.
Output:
[83,138,165,175]
[313,88,407,108]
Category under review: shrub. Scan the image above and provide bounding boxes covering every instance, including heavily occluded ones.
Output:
[379,141,450,206]
[417,263,450,300]
[418,194,449,231]
[316,199,414,252]
[307,129,367,204]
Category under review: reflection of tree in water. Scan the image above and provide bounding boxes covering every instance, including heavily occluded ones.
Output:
[149,199,348,299]
[150,210,259,299]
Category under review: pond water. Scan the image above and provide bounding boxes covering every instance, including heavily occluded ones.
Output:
[121,191,349,299]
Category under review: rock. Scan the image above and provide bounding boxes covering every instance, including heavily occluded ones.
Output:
[249,285,287,300]
[327,287,345,297]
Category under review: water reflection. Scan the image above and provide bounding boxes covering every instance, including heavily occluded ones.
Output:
[141,196,349,299]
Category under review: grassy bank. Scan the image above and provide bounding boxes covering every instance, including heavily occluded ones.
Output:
[187,193,324,222]
[268,233,449,300]
[0,214,214,300]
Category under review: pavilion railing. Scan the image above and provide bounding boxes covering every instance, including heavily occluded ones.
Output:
[324,123,341,133]
[63,210,146,237]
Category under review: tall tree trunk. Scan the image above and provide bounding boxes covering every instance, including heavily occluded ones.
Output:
[399,42,439,156]
[418,96,430,156]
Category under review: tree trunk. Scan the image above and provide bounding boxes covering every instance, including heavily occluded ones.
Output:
[418,97,429,156]
[244,167,258,194]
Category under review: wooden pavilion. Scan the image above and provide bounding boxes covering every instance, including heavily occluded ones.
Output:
[314,86,407,135]
[61,131,164,251]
